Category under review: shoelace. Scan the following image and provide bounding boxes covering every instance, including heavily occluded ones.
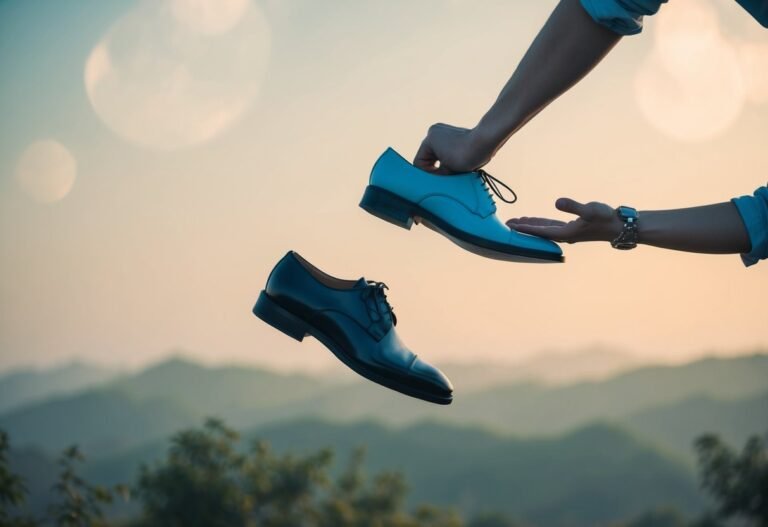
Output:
[477,169,518,204]
[361,281,397,326]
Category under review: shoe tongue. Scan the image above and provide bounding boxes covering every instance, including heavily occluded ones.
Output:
[353,277,369,289]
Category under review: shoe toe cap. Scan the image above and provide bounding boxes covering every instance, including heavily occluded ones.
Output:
[410,357,453,395]
[508,229,563,255]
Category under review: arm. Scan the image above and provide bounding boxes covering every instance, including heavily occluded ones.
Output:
[506,198,752,254]
[638,204,751,253]
[473,0,622,159]
[415,0,622,173]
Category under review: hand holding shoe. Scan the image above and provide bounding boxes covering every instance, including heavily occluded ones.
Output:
[413,124,494,175]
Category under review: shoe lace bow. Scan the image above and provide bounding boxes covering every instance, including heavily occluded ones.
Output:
[477,169,517,205]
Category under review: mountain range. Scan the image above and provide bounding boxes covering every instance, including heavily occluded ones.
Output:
[2,352,766,526]
[0,347,647,414]
[2,353,766,462]
[0,361,116,414]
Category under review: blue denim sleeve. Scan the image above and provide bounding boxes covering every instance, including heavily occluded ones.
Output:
[732,185,768,267]
[580,0,668,35]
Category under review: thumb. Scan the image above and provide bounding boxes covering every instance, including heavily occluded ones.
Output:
[414,141,439,173]
[555,197,587,217]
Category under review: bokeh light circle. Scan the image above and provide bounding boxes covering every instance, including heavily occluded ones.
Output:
[85,0,270,150]
[634,0,746,142]
[736,40,768,104]
[171,0,250,35]
[16,140,77,203]
[654,0,721,73]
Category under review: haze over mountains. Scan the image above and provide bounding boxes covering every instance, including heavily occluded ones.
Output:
[2,351,766,526]
[2,352,766,460]
[0,361,116,413]
[0,346,658,414]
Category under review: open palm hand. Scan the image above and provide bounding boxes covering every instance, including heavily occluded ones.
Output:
[506,198,622,244]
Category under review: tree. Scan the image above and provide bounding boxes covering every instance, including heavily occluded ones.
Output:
[1,430,26,516]
[136,418,250,527]
[134,418,474,527]
[49,445,119,527]
[2,430,120,527]
[695,431,768,527]
[0,429,38,527]
[244,438,332,527]
[312,447,459,527]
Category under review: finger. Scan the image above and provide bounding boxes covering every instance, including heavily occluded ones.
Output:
[414,139,439,172]
[511,222,581,243]
[507,217,567,227]
[555,197,588,217]
[510,223,566,240]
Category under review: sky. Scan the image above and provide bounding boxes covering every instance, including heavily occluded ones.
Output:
[0,0,766,374]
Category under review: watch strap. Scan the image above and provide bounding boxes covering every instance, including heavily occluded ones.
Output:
[611,206,639,250]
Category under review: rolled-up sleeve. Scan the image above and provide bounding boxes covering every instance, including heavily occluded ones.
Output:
[580,0,668,35]
[732,185,768,267]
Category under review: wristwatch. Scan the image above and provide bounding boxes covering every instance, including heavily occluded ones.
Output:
[611,206,639,250]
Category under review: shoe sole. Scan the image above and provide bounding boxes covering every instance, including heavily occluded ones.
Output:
[253,291,453,405]
[359,185,564,263]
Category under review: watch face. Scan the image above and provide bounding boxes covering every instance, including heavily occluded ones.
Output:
[617,206,638,220]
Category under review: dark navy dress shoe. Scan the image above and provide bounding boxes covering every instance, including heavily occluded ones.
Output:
[253,251,453,405]
[360,147,564,263]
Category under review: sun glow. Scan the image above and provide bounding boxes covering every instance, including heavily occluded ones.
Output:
[633,0,752,142]
[84,0,270,150]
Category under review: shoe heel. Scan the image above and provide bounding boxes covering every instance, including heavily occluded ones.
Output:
[253,291,310,342]
[359,186,414,230]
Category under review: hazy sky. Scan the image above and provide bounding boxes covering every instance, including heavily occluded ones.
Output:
[0,0,766,373]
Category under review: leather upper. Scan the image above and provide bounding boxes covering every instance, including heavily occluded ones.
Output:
[265,254,392,342]
[369,148,563,256]
[264,252,452,395]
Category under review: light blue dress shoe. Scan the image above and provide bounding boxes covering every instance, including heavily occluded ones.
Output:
[359,148,564,263]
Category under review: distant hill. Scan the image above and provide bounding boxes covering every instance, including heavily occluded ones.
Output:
[2,354,766,463]
[267,354,768,441]
[111,356,335,424]
[0,389,198,457]
[10,419,705,527]
[246,420,704,526]
[441,354,768,435]
[0,357,335,455]
[622,391,768,464]
[5,355,764,526]
[0,361,117,413]
[440,347,648,390]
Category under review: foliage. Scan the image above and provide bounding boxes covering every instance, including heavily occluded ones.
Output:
[1,428,128,527]
[48,445,124,527]
[135,418,248,527]
[1,429,37,527]
[1,430,27,513]
[134,418,468,527]
[695,431,768,527]
[2,421,767,527]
